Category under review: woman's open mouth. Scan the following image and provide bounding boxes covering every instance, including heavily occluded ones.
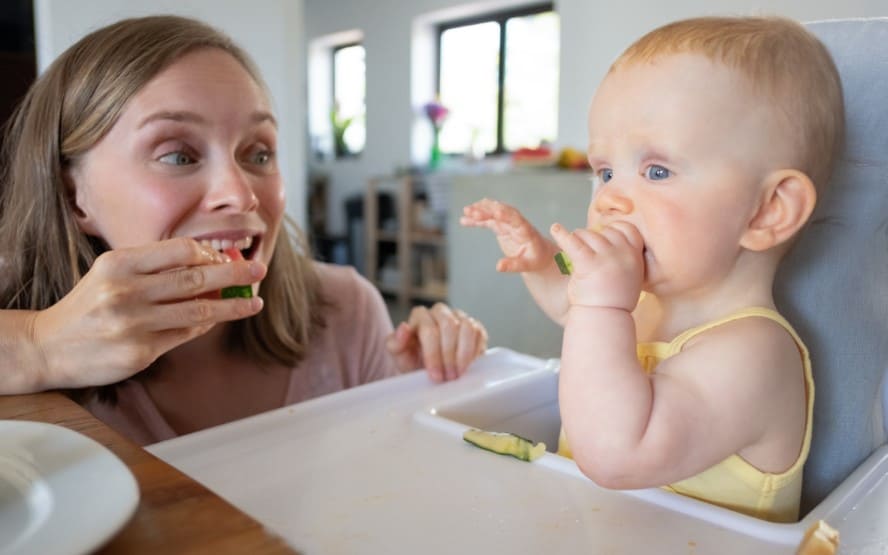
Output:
[198,235,260,260]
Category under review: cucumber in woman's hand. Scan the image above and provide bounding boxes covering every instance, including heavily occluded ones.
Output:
[221,247,253,299]
[463,428,547,462]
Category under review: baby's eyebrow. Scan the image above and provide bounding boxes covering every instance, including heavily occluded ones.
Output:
[252,110,278,128]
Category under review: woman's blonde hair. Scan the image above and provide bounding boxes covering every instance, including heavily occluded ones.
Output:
[612,16,845,191]
[0,15,327,396]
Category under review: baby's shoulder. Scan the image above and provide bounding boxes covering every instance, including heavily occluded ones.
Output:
[680,311,805,379]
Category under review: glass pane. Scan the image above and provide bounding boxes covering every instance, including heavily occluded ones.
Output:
[333,44,366,155]
[503,12,560,151]
[438,21,500,155]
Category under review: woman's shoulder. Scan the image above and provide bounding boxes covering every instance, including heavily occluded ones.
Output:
[312,261,380,303]
[305,261,394,366]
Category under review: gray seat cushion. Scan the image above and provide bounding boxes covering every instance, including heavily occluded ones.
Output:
[774,17,888,514]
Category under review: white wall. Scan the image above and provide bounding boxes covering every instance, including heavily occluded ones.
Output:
[555,0,888,148]
[305,0,887,235]
[33,0,308,228]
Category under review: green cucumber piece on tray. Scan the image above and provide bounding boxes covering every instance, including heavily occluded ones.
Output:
[554,251,573,275]
[463,428,547,462]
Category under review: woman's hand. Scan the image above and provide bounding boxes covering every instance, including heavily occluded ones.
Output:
[30,237,266,390]
[385,303,488,382]
[460,198,558,273]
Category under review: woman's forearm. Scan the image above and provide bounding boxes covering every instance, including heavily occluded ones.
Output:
[0,310,48,394]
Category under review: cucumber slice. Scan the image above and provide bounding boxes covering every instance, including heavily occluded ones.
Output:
[554,251,573,275]
[221,247,254,299]
[463,428,547,462]
[221,284,253,299]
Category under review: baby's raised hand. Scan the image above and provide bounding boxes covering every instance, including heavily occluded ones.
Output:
[550,221,644,311]
[460,198,557,273]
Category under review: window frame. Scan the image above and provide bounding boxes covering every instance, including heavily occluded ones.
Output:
[435,2,555,155]
[331,41,366,158]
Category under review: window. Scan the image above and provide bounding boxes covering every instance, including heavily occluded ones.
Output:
[437,4,559,156]
[332,43,366,157]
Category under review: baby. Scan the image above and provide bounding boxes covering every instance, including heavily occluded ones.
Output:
[462,16,844,522]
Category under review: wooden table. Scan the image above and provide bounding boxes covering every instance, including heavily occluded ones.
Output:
[0,392,297,554]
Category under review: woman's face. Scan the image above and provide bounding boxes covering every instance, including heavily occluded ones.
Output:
[69,47,284,270]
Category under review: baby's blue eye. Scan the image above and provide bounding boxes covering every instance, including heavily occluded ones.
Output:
[599,168,614,183]
[158,151,195,166]
[645,164,670,180]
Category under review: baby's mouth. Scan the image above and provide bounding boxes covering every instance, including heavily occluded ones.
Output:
[197,236,259,260]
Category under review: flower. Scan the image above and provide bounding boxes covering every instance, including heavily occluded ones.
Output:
[423,99,449,130]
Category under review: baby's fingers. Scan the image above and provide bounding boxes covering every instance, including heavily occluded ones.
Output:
[550,223,594,254]
[495,252,539,273]
[601,221,644,251]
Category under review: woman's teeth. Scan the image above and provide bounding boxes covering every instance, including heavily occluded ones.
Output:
[198,236,253,253]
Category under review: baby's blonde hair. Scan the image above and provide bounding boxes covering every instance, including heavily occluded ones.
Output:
[613,16,844,191]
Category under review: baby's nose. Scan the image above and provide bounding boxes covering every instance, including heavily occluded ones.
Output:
[594,187,634,215]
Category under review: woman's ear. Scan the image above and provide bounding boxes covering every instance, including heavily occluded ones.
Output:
[63,165,100,236]
[740,169,817,252]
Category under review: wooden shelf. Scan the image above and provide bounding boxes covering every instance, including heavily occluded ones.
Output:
[366,175,448,310]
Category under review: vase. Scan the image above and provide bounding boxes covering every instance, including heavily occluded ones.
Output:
[429,127,441,170]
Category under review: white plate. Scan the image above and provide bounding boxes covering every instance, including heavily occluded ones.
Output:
[0,420,139,555]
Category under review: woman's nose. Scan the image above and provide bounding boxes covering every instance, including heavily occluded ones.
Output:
[593,185,634,215]
[205,162,259,212]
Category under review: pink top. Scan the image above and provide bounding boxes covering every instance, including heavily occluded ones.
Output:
[84,262,398,445]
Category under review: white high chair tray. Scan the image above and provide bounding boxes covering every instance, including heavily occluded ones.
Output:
[148,348,888,554]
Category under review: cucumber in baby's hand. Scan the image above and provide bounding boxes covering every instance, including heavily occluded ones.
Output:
[554,251,573,275]
[221,247,253,299]
[463,428,547,462]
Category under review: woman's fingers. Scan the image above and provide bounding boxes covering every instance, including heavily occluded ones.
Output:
[407,304,446,381]
[108,237,225,276]
[142,258,266,302]
[400,303,488,382]
[141,296,264,332]
[454,309,488,376]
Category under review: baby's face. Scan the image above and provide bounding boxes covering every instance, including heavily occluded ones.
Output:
[68,48,285,278]
[585,53,788,295]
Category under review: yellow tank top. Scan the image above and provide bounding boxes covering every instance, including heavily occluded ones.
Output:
[557,306,814,523]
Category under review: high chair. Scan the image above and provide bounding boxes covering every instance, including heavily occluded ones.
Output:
[775,17,888,514]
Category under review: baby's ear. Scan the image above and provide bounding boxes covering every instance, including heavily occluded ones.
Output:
[740,169,816,252]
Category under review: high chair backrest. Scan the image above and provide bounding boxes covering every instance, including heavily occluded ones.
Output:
[775,17,888,514]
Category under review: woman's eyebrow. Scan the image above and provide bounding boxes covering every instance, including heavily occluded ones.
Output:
[137,110,277,128]
[138,110,206,129]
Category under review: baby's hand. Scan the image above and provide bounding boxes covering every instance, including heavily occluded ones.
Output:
[550,221,644,311]
[460,198,557,273]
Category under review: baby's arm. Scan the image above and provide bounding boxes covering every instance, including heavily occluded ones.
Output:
[461,199,569,324]
[552,223,807,487]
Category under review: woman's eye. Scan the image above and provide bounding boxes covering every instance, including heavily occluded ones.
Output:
[645,164,671,181]
[157,151,195,166]
[252,150,274,165]
[599,168,614,183]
